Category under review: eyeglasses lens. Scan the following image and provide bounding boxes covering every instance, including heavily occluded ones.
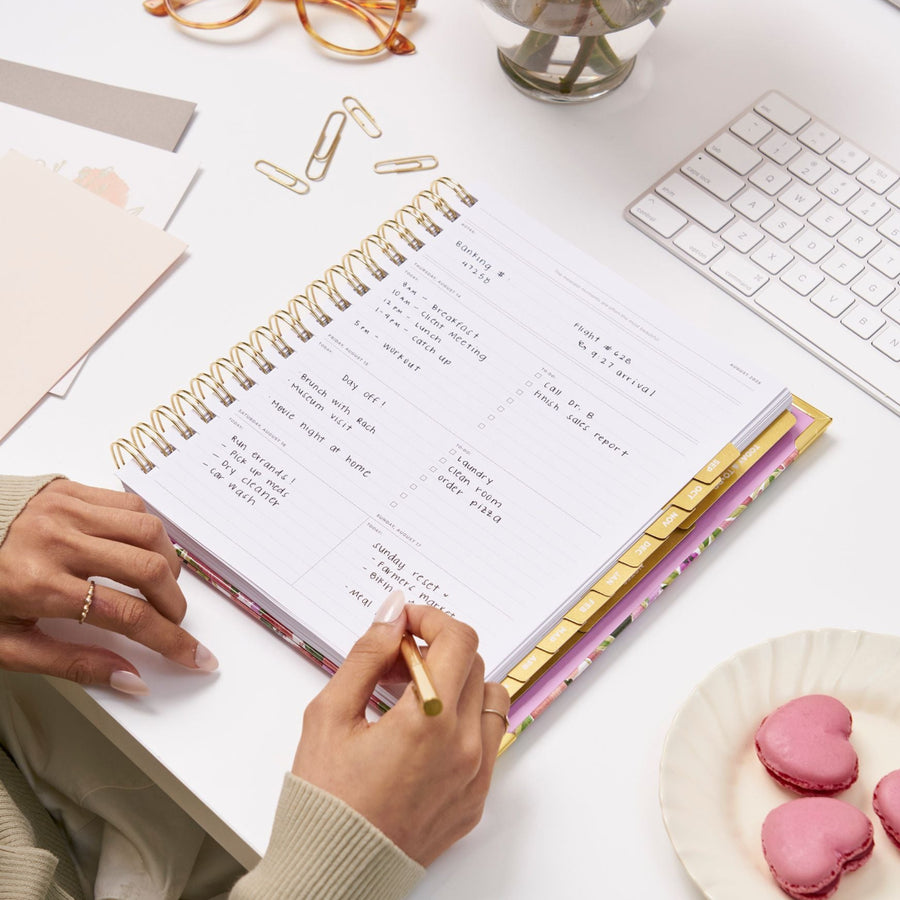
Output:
[165,0,253,26]
[302,1,403,54]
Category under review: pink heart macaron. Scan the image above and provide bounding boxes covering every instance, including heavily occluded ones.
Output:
[873,768,900,849]
[755,694,859,794]
[761,797,874,899]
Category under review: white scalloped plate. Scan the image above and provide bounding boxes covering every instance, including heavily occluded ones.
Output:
[659,630,900,899]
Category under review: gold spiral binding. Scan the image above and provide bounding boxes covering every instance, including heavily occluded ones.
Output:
[433,177,477,208]
[111,438,154,473]
[210,357,255,391]
[113,178,477,474]
[151,404,196,440]
[171,389,215,424]
[396,203,442,237]
[306,278,350,313]
[361,234,405,269]
[414,188,459,222]
[190,372,236,407]
[231,340,275,374]
[326,262,369,298]
[343,247,387,282]
[289,293,331,328]
[269,308,313,343]
[378,219,424,252]
[251,325,294,359]
[130,421,176,457]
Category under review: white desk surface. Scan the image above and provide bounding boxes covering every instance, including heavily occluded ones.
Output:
[3,1,900,896]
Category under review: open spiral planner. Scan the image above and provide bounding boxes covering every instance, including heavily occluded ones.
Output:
[112,177,830,750]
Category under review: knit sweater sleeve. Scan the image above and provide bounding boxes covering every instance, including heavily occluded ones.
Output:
[0,475,64,547]
[229,774,425,900]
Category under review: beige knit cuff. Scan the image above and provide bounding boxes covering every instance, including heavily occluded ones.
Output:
[230,774,425,900]
[0,475,65,547]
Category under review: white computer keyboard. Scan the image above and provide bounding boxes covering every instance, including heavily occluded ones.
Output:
[626,90,900,416]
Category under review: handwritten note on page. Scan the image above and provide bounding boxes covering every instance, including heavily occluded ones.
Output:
[118,184,790,681]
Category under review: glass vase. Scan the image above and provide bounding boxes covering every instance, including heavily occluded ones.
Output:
[478,0,670,103]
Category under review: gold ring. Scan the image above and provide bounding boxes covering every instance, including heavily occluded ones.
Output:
[78,580,95,625]
[481,707,509,728]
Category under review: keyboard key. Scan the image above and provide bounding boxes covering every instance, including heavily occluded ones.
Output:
[869,245,900,279]
[838,223,881,257]
[848,192,891,226]
[811,285,855,317]
[781,262,824,296]
[710,250,769,296]
[750,162,792,196]
[674,224,725,264]
[760,134,802,165]
[798,122,840,154]
[851,272,894,306]
[791,229,832,263]
[706,132,762,176]
[842,304,886,339]
[883,296,900,324]
[630,194,687,238]
[779,182,820,216]
[858,161,899,194]
[887,185,900,209]
[762,209,803,242]
[732,187,774,221]
[755,93,810,134]
[722,221,764,253]
[730,112,772,145]
[751,240,794,274]
[877,212,900,246]
[873,324,900,361]
[827,141,868,175]
[821,250,864,284]
[681,153,745,201]
[656,174,734,231]
[817,172,860,205]
[788,151,830,185]
[808,200,852,237]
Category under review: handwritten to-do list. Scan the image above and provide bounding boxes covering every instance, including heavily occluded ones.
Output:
[121,185,790,680]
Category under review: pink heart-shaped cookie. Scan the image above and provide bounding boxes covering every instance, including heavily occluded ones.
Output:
[755,694,858,794]
[761,797,874,899]
[873,768,900,848]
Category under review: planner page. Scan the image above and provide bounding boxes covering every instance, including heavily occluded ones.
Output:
[118,184,791,680]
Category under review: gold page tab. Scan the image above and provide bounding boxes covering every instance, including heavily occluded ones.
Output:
[536,618,581,655]
[502,676,527,700]
[646,505,691,539]
[506,647,554,684]
[670,477,719,512]
[590,561,639,598]
[619,532,665,568]
[693,443,740,484]
[564,590,617,626]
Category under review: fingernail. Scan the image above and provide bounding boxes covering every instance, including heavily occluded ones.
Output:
[194,643,219,672]
[110,670,150,695]
[374,589,406,624]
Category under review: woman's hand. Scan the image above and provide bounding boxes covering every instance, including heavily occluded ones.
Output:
[0,479,217,693]
[292,592,510,866]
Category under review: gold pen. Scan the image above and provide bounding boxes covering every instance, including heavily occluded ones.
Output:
[399,632,442,716]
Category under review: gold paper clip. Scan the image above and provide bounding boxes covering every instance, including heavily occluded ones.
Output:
[306,110,347,182]
[342,96,381,138]
[373,155,439,175]
[254,160,310,195]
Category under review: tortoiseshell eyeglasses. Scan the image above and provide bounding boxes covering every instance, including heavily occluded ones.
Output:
[143,0,417,57]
